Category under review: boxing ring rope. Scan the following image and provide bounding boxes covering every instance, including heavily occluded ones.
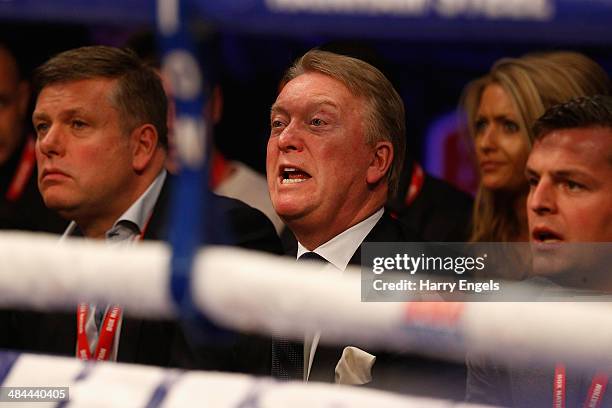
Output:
[1,231,612,371]
[0,352,487,408]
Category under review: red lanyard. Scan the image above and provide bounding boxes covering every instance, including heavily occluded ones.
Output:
[74,197,154,360]
[5,137,35,202]
[554,364,567,408]
[76,303,122,361]
[553,363,609,408]
[75,229,145,361]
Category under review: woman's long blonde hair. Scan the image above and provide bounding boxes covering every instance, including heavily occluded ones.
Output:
[461,51,611,242]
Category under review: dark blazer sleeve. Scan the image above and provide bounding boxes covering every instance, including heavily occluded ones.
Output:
[387,166,473,242]
[145,177,283,256]
[348,210,421,265]
[214,195,283,255]
[466,353,513,406]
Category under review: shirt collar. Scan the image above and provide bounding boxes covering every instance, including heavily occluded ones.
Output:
[61,169,167,241]
[297,208,384,271]
[61,221,79,240]
[111,169,166,236]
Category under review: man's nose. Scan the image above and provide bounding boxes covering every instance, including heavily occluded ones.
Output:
[528,178,557,215]
[277,121,304,153]
[37,125,65,157]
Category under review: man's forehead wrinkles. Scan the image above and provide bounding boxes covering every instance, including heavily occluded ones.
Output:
[60,107,88,116]
[273,97,340,114]
[306,93,340,104]
[34,105,88,118]
[531,152,590,173]
[530,149,606,184]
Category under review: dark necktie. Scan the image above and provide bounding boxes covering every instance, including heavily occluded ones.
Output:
[271,252,327,380]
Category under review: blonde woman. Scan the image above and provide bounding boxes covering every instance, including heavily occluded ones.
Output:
[461,51,610,242]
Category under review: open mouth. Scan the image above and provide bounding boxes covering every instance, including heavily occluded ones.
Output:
[281,167,311,184]
[532,228,563,243]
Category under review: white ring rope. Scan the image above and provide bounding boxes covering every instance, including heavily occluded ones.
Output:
[1,231,611,369]
[0,352,488,408]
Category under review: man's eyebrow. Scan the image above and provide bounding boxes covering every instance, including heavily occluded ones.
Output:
[270,104,288,116]
[32,111,49,122]
[547,169,600,188]
[550,169,591,179]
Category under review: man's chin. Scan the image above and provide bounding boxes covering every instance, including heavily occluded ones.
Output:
[276,209,308,224]
[272,198,312,221]
[531,243,612,291]
[276,206,319,232]
[42,197,77,221]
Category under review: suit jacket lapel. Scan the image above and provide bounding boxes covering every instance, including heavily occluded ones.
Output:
[348,211,408,265]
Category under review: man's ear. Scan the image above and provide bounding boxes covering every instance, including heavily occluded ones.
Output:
[366,141,393,185]
[131,124,159,172]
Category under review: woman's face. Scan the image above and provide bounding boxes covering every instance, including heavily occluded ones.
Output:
[473,83,530,192]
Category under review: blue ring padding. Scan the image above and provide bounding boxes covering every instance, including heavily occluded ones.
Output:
[143,372,183,408]
[55,361,94,408]
[0,351,19,385]
[158,1,231,343]
[158,0,207,318]
[72,362,95,382]
[169,219,200,324]
[234,381,263,408]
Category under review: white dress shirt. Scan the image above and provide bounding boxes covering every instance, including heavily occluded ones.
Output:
[296,208,383,381]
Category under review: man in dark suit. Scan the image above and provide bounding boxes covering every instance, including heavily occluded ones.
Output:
[267,49,431,388]
[1,45,280,374]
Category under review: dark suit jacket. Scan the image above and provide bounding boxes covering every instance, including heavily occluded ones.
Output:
[467,355,612,408]
[388,169,473,242]
[302,211,466,399]
[0,176,282,375]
